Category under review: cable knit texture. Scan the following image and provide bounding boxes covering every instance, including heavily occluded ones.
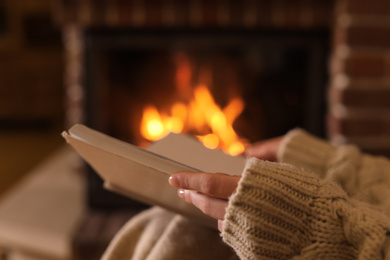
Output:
[221,129,390,259]
[222,158,390,259]
[278,129,390,207]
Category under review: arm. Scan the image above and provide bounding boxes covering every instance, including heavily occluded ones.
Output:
[170,159,390,260]
[278,129,390,208]
[246,129,390,208]
[170,129,390,259]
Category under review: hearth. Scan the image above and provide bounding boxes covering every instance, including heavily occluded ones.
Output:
[82,27,329,209]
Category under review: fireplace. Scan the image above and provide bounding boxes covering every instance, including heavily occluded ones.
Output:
[55,0,336,210]
[57,0,390,160]
[78,27,329,209]
[56,0,390,208]
[84,28,328,140]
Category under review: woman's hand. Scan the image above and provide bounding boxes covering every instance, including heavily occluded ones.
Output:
[169,172,240,231]
[244,136,284,161]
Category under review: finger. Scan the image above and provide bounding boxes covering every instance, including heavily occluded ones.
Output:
[169,172,240,199]
[244,136,283,161]
[178,189,228,220]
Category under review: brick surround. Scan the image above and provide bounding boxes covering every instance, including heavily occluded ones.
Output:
[329,0,390,156]
[55,0,390,156]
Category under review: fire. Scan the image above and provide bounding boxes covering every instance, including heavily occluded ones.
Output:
[140,84,247,156]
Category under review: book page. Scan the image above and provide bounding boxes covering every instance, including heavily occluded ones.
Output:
[147,133,245,176]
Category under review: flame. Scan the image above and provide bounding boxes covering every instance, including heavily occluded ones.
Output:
[140,84,247,156]
[140,105,165,141]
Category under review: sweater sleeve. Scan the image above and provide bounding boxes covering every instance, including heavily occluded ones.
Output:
[277,129,390,208]
[276,128,337,179]
[221,158,390,260]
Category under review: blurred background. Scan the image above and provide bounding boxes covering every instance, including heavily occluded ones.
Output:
[1,0,390,259]
[0,0,63,197]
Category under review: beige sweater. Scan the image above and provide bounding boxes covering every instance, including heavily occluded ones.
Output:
[102,129,390,260]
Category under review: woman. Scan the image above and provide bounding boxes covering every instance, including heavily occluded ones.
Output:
[102,129,390,259]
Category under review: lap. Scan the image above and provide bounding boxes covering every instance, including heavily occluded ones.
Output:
[101,207,238,260]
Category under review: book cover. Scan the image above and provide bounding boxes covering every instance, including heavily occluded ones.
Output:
[62,124,246,228]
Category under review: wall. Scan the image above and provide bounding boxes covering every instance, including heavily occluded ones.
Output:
[329,0,390,156]
[0,0,64,129]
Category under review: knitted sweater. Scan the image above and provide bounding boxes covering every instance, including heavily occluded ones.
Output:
[223,129,390,259]
[102,129,390,260]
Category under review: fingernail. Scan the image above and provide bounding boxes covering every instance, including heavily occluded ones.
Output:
[169,175,179,186]
[178,189,185,198]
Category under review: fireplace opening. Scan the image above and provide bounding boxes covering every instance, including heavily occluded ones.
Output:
[83,28,330,209]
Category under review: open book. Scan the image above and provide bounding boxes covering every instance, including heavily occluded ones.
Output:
[62,124,246,228]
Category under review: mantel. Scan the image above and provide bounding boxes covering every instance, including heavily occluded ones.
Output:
[53,0,334,30]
